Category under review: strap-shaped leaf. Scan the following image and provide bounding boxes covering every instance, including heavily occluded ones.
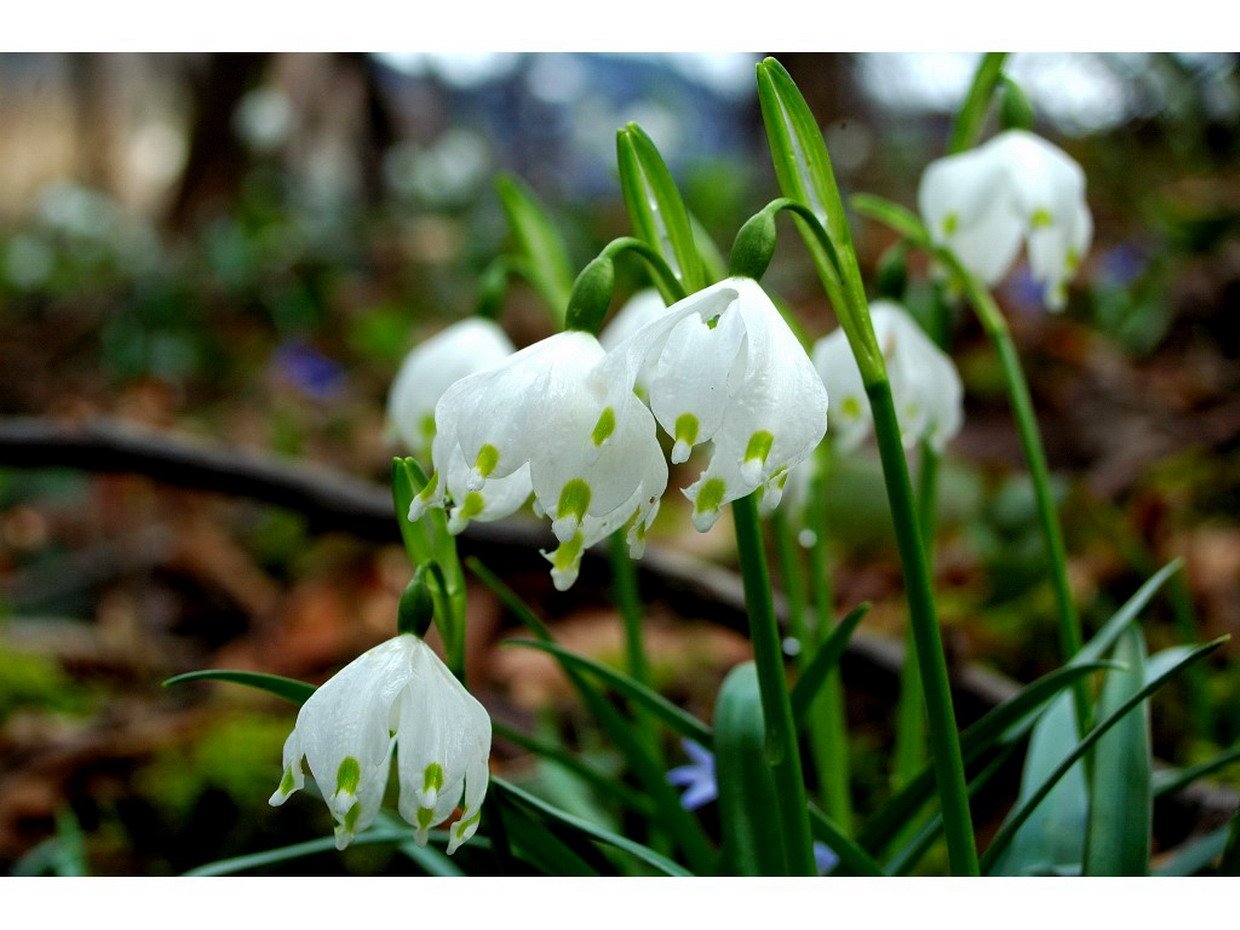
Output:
[504,639,713,748]
[163,669,316,705]
[790,602,870,727]
[1084,628,1152,875]
[1153,824,1232,877]
[494,778,692,876]
[981,636,1228,872]
[850,193,932,247]
[1153,743,1240,798]
[806,806,885,877]
[616,123,705,297]
[495,173,574,322]
[714,663,787,875]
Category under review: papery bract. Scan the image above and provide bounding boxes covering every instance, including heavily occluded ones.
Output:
[918,129,1092,311]
[812,301,963,454]
[270,634,491,854]
[386,318,516,458]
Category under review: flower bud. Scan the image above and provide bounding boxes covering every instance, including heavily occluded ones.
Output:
[564,255,616,335]
[999,77,1035,132]
[397,564,436,637]
[729,209,778,281]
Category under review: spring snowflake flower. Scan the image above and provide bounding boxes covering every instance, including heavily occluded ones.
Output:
[409,329,667,591]
[812,301,963,454]
[918,129,1092,310]
[386,318,516,459]
[598,288,666,395]
[618,276,828,532]
[269,633,492,854]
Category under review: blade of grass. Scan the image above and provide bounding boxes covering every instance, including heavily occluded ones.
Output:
[789,602,870,726]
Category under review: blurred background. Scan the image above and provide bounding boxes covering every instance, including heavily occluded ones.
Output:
[1,52,1238,875]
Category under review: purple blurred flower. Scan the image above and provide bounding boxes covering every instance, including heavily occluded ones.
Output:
[1098,243,1148,288]
[814,841,839,875]
[667,739,717,810]
[271,341,346,401]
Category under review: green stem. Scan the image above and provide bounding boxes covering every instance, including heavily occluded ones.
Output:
[610,532,650,687]
[948,53,1009,155]
[805,446,853,834]
[893,444,940,789]
[958,274,1088,734]
[731,493,816,875]
[867,382,979,876]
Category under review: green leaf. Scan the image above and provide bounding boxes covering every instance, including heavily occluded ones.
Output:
[850,193,932,247]
[496,792,604,876]
[806,806,886,877]
[1084,628,1152,875]
[503,639,713,748]
[714,663,787,875]
[494,778,692,876]
[163,669,316,705]
[616,123,705,298]
[981,636,1228,873]
[858,660,1113,855]
[689,212,728,284]
[1154,825,1232,877]
[1153,743,1240,798]
[495,173,574,322]
[948,53,1009,154]
[1076,562,1183,666]
[789,602,870,727]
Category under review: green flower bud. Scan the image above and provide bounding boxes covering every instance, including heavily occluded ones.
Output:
[729,209,778,281]
[397,564,436,637]
[999,76,1035,132]
[564,255,616,335]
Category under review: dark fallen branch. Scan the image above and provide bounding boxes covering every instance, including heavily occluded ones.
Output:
[2,415,1235,829]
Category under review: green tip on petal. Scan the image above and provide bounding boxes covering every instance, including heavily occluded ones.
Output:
[474,444,500,479]
[590,406,616,446]
[335,756,361,796]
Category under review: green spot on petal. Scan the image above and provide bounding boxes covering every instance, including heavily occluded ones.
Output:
[553,532,584,571]
[343,802,361,833]
[744,430,774,466]
[419,413,437,443]
[841,396,862,418]
[460,491,485,520]
[942,212,959,236]
[279,766,296,796]
[590,406,615,446]
[456,812,481,834]
[695,478,726,516]
[556,478,592,522]
[417,807,435,830]
[416,470,439,501]
[1066,248,1081,272]
[674,412,700,447]
[423,763,444,793]
[1031,208,1054,229]
[705,314,721,330]
[474,444,500,478]
[336,757,361,796]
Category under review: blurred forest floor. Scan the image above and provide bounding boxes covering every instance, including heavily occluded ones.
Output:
[1,52,1239,874]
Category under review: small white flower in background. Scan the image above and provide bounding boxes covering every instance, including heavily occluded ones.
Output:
[618,276,828,532]
[812,301,963,454]
[270,634,491,854]
[410,329,667,591]
[919,129,1092,311]
[598,288,667,395]
[386,318,516,459]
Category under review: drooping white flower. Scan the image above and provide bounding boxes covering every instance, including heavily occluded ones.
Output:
[386,318,516,459]
[270,633,491,854]
[617,276,828,532]
[409,329,668,591]
[598,288,667,395]
[812,301,963,454]
[918,129,1092,311]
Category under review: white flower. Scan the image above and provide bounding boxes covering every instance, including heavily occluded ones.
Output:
[618,276,829,532]
[410,329,667,591]
[918,129,1092,311]
[386,318,515,459]
[598,288,667,395]
[812,301,963,454]
[269,633,491,854]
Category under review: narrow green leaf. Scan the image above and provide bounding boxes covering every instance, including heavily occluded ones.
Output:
[1084,628,1152,875]
[495,778,692,876]
[163,669,316,705]
[1077,562,1183,666]
[1153,743,1240,798]
[981,637,1228,872]
[790,602,870,727]
[616,123,705,297]
[948,53,1009,154]
[496,799,602,876]
[850,193,932,246]
[1154,825,1232,877]
[495,173,574,322]
[689,213,728,284]
[504,639,713,748]
[714,663,787,875]
[858,661,1112,854]
[806,806,886,877]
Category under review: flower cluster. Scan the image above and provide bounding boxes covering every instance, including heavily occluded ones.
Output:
[270,633,492,854]
[919,129,1092,310]
[409,276,828,588]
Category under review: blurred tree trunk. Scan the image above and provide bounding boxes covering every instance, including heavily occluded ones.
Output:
[168,53,269,231]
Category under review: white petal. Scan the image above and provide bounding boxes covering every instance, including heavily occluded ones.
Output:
[812,326,871,453]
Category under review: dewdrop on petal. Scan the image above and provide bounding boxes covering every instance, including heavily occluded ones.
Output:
[270,633,491,853]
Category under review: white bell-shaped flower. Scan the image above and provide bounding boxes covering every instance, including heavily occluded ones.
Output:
[613,276,828,532]
[598,288,667,395]
[919,129,1092,311]
[386,318,516,458]
[812,301,963,454]
[409,330,668,591]
[269,633,491,854]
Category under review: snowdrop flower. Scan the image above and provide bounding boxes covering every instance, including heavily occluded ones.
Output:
[269,633,491,854]
[386,318,515,459]
[812,301,963,455]
[409,329,667,591]
[620,276,828,532]
[919,130,1092,310]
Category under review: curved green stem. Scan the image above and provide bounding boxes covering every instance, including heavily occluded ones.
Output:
[601,236,688,304]
[731,493,816,875]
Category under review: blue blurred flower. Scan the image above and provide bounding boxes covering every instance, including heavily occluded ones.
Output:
[1097,242,1148,288]
[814,841,839,875]
[667,739,717,810]
[271,341,346,401]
